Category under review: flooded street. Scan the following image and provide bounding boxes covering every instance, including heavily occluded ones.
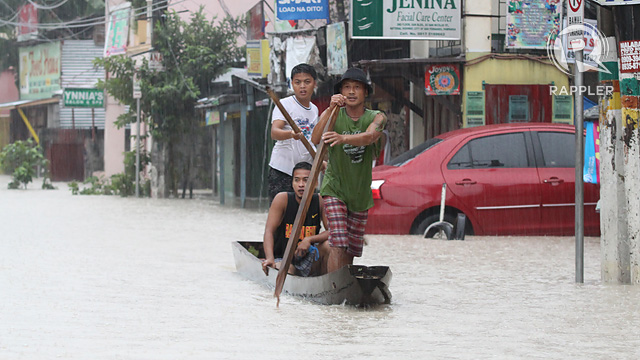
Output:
[1,175,639,359]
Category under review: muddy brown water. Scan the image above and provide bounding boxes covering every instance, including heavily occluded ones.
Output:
[1,176,639,359]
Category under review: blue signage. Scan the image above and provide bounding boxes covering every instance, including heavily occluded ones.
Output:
[276,0,329,20]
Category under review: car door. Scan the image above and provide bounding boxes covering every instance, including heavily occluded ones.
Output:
[442,131,541,235]
[534,130,600,235]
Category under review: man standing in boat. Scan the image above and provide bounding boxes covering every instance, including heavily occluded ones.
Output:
[262,162,330,277]
[311,68,387,273]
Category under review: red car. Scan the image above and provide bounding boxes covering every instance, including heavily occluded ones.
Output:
[367,123,600,236]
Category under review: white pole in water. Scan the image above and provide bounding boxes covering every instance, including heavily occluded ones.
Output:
[439,183,446,223]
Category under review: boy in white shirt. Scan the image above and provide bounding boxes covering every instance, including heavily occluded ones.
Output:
[268,63,319,203]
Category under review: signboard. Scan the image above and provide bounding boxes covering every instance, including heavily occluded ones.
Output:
[552,95,573,123]
[508,95,529,122]
[619,40,640,73]
[506,0,560,48]
[567,0,584,47]
[247,2,265,40]
[465,91,485,127]
[591,0,640,4]
[351,0,461,40]
[17,4,38,42]
[63,88,104,108]
[564,19,598,66]
[104,2,131,57]
[205,110,220,125]
[19,42,61,100]
[327,22,348,75]
[425,64,460,95]
[276,0,329,21]
[246,39,270,78]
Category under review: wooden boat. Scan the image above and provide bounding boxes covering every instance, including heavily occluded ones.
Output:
[232,241,392,306]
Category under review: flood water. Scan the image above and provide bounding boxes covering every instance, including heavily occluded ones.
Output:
[1,175,639,359]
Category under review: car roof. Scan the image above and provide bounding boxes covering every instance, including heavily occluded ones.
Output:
[436,123,575,141]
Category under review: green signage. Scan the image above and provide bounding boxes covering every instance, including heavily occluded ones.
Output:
[351,0,461,40]
[63,88,104,108]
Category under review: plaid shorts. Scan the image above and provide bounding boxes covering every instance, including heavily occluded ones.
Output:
[323,196,368,257]
[268,167,293,204]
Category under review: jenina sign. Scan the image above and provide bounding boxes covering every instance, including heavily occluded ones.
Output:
[351,0,461,40]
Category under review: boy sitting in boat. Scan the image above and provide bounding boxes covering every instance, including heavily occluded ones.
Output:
[262,162,330,277]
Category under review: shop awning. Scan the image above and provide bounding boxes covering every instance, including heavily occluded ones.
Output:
[0,97,59,110]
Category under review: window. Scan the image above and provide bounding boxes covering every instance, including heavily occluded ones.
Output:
[448,133,529,169]
[388,138,443,167]
[537,132,575,168]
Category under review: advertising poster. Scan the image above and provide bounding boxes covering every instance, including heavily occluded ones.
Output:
[247,2,265,40]
[619,40,640,73]
[19,42,61,100]
[351,0,461,40]
[17,4,38,42]
[465,91,485,127]
[247,39,270,78]
[104,2,131,57]
[206,110,220,126]
[425,64,460,96]
[276,0,329,20]
[327,22,348,75]
[506,0,560,49]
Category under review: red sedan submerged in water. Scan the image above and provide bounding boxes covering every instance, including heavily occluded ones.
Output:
[367,123,600,236]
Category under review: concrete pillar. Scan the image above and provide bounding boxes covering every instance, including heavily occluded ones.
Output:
[103,94,125,176]
[463,0,492,54]
[409,40,428,147]
[599,43,629,282]
[611,4,640,283]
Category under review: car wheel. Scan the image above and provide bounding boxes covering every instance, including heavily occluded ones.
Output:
[415,213,457,239]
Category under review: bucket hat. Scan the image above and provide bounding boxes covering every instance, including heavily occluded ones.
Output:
[334,68,373,95]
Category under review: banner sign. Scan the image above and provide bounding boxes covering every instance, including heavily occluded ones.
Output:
[327,22,348,75]
[276,0,329,20]
[591,0,640,5]
[351,0,461,40]
[17,4,38,42]
[19,42,61,100]
[246,39,270,78]
[583,121,600,184]
[564,19,598,67]
[63,88,104,108]
[619,40,640,73]
[247,2,265,40]
[104,2,131,57]
[425,64,460,96]
[506,0,560,49]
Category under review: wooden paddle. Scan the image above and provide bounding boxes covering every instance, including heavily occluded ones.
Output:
[265,86,316,158]
[273,106,339,305]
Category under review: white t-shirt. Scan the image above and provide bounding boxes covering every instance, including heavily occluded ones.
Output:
[269,95,318,176]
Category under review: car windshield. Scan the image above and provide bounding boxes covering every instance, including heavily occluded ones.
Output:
[386,138,443,166]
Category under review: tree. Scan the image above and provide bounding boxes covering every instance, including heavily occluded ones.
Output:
[95,8,244,196]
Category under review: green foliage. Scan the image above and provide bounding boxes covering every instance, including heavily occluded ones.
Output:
[94,8,245,142]
[0,139,51,189]
[68,150,151,197]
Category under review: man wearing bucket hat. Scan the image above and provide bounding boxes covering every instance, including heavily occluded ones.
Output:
[311,67,387,272]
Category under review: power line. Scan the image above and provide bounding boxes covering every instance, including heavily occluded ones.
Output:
[26,0,70,10]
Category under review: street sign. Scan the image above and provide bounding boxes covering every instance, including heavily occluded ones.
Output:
[567,0,585,49]
[133,80,141,99]
[63,88,104,108]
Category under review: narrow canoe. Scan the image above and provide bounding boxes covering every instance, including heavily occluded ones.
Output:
[232,241,392,306]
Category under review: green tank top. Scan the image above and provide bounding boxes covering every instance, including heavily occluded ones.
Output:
[320,108,383,212]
